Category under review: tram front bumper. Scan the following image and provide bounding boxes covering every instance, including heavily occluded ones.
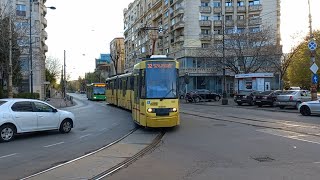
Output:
[146,115,180,128]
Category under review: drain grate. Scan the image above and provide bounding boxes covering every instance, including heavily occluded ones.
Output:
[252,156,275,162]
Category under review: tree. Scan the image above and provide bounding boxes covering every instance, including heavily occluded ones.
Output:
[45,56,61,85]
[287,30,320,89]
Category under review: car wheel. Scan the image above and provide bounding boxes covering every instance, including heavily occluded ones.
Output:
[59,119,73,133]
[0,124,16,142]
[257,104,262,107]
[300,105,311,116]
[215,96,220,101]
[237,102,242,106]
[279,106,285,109]
[194,97,200,103]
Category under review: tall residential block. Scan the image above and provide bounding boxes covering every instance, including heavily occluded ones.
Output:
[1,0,49,99]
[110,38,125,75]
[123,0,281,94]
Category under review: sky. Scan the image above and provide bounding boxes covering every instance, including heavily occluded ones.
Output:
[45,0,320,80]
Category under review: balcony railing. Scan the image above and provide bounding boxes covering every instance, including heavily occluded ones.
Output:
[225,6,234,12]
[175,6,184,16]
[199,6,211,13]
[213,35,223,41]
[199,34,212,41]
[225,20,234,26]
[237,19,246,26]
[42,30,48,40]
[41,17,47,28]
[174,20,185,29]
[249,4,263,11]
[213,20,222,26]
[213,7,222,13]
[43,44,48,52]
[199,20,212,27]
[237,6,246,12]
[249,17,262,25]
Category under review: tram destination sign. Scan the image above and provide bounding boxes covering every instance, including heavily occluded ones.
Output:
[147,61,175,69]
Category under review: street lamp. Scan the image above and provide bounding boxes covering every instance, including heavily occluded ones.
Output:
[29,0,55,98]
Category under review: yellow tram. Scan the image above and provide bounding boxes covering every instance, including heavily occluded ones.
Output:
[106,55,180,128]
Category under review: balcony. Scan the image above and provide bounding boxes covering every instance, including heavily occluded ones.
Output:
[237,6,246,12]
[42,30,48,40]
[199,34,212,41]
[249,17,262,25]
[213,7,222,13]
[199,20,212,27]
[152,0,162,9]
[43,44,48,53]
[199,6,211,13]
[152,9,162,20]
[213,35,223,41]
[41,17,47,28]
[249,4,262,11]
[175,35,184,42]
[225,6,234,13]
[237,19,246,26]
[175,6,184,16]
[174,21,185,30]
[225,20,234,27]
[213,20,222,26]
[43,7,47,16]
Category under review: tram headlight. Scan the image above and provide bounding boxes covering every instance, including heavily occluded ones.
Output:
[94,97,96,99]
[172,108,177,112]
[147,108,153,113]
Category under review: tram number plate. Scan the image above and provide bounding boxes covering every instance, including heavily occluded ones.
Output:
[155,108,169,116]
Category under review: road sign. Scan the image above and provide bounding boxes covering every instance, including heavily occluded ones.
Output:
[308,40,317,51]
[312,74,318,84]
[310,63,319,74]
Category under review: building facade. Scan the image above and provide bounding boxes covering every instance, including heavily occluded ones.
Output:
[95,54,112,80]
[123,0,281,94]
[1,0,49,99]
[110,38,125,75]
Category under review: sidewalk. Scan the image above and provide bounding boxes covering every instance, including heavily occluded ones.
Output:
[46,94,76,109]
[180,97,236,106]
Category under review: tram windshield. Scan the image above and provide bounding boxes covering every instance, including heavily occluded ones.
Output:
[93,87,106,95]
[145,61,178,99]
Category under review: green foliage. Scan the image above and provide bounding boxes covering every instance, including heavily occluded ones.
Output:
[13,93,40,99]
[287,30,320,89]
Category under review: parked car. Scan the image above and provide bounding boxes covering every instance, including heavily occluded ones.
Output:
[234,90,261,106]
[254,90,284,107]
[0,99,75,142]
[185,89,221,103]
[276,90,311,109]
[299,100,320,116]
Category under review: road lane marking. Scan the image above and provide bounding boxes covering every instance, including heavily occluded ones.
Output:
[0,153,17,159]
[79,134,91,139]
[43,142,64,148]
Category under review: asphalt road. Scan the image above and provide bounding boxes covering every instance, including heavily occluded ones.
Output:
[109,102,320,180]
[0,93,135,180]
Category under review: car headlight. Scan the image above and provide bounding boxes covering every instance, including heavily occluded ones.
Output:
[94,97,96,99]
[147,108,153,113]
[172,108,177,112]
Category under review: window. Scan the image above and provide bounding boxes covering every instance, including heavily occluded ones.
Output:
[202,43,209,48]
[214,29,222,35]
[201,29,211,35]
[164,11,169,17]
[16,4,26,16]
[249,0,260,6]
[249,27,260,32]
[213,14,221,20]
[225,15,232,20]
[225,1,233,7]
[238,15,245,20]
[201,2,209,7]
[0,101,7,106]
[34,102,54,112]
[237,1,244,6]
[200,16,209,21]
[213,1,221,7]
[11,102,33,112]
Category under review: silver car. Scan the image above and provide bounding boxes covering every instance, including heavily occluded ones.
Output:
[276,90,311,109]
[299,100,320,116]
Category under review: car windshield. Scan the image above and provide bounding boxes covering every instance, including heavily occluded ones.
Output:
[282,90,298,95]
[0,101,7,106]
[93,87,105,95]
[259,91,273,95]
[145,61,177,99]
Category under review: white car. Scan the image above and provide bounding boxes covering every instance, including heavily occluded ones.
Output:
[0,99,75,142]
[299,100,320,116]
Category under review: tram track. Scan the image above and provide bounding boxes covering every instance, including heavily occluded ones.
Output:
[181,110,320,138]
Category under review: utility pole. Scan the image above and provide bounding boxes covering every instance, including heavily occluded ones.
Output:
[64,50,66,98]
[29,0,33,97]
[221,14,228,105]
[8,15,13,98]
[141,26,163,56]
[308,0,318,101]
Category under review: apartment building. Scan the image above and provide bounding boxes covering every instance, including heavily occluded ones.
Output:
[1,0,49,99]
[123,0,281,94]
[110,38,125,75]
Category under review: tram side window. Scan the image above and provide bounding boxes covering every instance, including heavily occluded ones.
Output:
[123,79,126,96]
[134,76,138,103]
[140,70,146,99]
